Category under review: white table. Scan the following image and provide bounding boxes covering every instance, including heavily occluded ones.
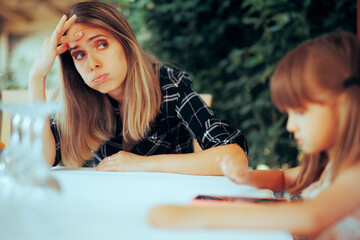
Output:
[0,168,292,240]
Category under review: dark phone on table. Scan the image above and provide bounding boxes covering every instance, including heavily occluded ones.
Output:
[194,195,289,203]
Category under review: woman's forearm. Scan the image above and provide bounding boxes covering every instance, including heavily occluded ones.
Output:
[145,144,247,175]
[28,75,46,102]
[41,118,56,167]
[28,76,56,167]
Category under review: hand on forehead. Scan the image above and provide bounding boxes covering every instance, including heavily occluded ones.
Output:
[66,24,110,48]
[66,23,87,46]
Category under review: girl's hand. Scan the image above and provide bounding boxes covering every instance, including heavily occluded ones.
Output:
[217,155,250,184]
[96,151,148,172]
[29,15,83,81]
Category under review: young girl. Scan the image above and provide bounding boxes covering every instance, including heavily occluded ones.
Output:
[148,31,360,239]
[28,1,248,174]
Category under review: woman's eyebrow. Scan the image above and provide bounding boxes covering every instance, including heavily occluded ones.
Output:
[69,46,79,53]
[69,34,109,53]
[88,34,108,42]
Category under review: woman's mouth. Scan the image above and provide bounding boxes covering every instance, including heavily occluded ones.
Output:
[93,74,109,83]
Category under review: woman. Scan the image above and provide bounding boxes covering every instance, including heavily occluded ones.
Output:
[28,1,248,175]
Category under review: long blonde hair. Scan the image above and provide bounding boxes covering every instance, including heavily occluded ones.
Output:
[58,2,162,167]
[271,31,360,194]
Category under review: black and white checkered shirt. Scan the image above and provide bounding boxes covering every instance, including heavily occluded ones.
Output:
[51,66,248,166]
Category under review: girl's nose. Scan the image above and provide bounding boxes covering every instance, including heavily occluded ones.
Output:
[286,113,297,133]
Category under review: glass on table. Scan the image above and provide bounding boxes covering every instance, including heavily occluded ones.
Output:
[0,102,61,198]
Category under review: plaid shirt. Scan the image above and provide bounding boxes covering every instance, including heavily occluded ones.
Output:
[51,66,248,166]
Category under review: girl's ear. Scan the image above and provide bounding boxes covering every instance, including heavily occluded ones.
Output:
[336,92,347,108]
[334,92,348,124]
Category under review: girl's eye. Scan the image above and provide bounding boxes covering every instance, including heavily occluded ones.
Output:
[294,110,304,115]
[287,109,306,116]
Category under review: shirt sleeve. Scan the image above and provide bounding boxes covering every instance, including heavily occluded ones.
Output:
[50,117,62,166]
[174,70,248,155]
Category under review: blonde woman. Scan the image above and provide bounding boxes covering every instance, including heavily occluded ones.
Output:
[28,1,248,175]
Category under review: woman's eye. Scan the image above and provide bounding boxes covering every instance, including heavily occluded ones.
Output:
[98,42,108,49]
[74,52,85,60]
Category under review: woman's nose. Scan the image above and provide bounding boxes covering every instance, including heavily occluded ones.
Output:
[88,53,101,71]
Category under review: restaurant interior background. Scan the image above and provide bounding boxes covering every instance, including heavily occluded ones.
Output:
[0,0,357,169]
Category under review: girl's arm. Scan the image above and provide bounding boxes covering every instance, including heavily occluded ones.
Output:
[96,143,247,175]
[148,162,360,236]
[27,15,82,166]
[245,167,300,191]
[218,154,300,191]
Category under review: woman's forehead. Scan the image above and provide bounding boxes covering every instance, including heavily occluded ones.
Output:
[66,23,107,37]
[67,24,113,49]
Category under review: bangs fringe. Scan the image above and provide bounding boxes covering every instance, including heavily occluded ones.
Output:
[271,42,313,112]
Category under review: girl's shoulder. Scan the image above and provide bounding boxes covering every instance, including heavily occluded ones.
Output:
[302,161,360,199]
[337,161,360,179]
[329,161,360,194]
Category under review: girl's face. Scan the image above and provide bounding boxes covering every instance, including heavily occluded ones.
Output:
[286,101,338,155]
[67,24,128,99]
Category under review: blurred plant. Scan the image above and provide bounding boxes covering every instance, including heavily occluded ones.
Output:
[0,67,20,90]
[102,0,152,45]
[108,0,356,168]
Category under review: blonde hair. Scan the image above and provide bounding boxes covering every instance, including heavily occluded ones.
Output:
[57,2,162,167]
[271,31,360,194]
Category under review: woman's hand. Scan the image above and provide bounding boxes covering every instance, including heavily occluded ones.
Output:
[29,15,83,81]
[96,151,149,172]
[217,155,250,184]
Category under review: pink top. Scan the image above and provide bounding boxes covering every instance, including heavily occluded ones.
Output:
[302,162,360,239]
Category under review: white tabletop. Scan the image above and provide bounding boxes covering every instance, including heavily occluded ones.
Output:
[0,167,292,240]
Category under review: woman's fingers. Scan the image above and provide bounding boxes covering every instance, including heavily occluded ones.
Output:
[54,16,82,55]
[62,14,77,35]
[48,15,67,50]
[57,44,70,55]
[52,15,67,39]
[95,156,116,170]
[57,32,83,55]
[217,155,250,184]
[58,31,83,44]
[53,14,76,38]
[51,15,78,46]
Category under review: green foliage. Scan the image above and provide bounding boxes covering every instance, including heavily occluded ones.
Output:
[110,0,356,168]
[0,67,19,90]
[103,0,153,44]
